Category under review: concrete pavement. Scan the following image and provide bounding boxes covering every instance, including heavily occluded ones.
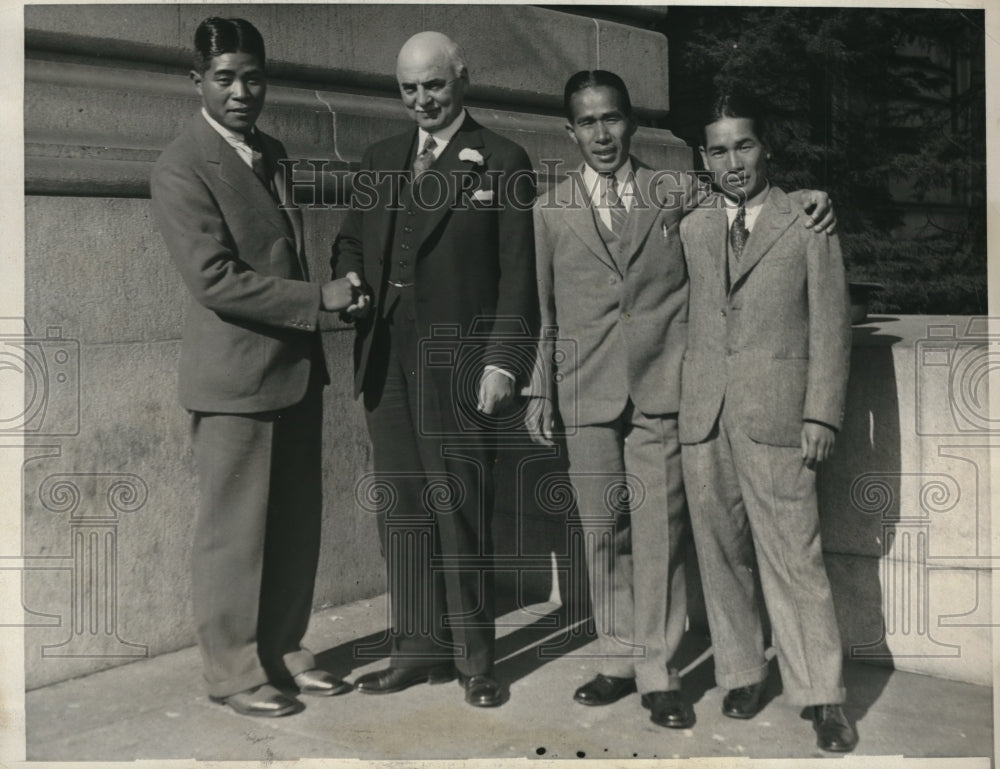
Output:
[26,595,994,762]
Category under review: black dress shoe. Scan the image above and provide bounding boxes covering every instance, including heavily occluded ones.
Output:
[641,690,695,729]
[459,673,504,707]
[810,704,858,752]
[354,664,455,694]
[293,668,352,696]
[722,681,766,719]
[209,684,300,717]
[573,674,637,706]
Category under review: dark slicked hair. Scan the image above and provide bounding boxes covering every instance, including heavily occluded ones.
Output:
[563,70,633,122]
[701,91,770,148]
[193,17,266,74]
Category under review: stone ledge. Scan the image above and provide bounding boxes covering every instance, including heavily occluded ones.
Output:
[25,4,671,116]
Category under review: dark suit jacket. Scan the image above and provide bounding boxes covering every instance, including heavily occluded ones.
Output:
[331,114,538,399]
[533,159,692,427]
[678,186,851,447]
[151,115,326,413]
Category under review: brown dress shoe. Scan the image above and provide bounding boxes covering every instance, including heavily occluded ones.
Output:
[354,663,455,694]
[573,674,637,706]
[811,704,858,752]
[641,690,695,729]
[293,668,352,696]
[209,684,300,717]
[722,681,766,719]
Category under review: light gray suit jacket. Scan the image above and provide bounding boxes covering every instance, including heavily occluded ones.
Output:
[534,160,692,427]
[151,115,325,414]
[678,185,851,447]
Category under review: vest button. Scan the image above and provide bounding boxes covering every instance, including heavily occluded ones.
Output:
[608,276,617,285]
[400,243,410,250]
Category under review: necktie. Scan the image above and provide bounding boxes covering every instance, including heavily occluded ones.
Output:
[730,203,749,260]
[606,176,627,235]
[413,135,438,177]
[243,131,270,187]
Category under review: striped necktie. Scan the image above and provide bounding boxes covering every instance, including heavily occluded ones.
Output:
[413,135,438,178]
[606,176,628,235]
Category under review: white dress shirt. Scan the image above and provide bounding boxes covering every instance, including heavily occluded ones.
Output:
[417,110,468,157]
[201,108,258,169]
[581,160,636,231]
[723,182,770,235]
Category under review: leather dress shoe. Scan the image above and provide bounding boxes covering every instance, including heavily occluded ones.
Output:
[641,690,695,729]
[573,674,637,706]
[209,684,300,717]
[354,664,455,694]
[293,668,352,696]
[722,681,766,719]
[458,673,504,707]
[810,704,858,752]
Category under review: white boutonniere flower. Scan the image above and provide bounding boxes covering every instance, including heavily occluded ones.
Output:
[458,148,485,165]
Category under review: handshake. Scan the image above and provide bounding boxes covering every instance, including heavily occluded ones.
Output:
[321,272,371,317]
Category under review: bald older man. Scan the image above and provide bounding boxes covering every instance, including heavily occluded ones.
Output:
[332,32,538,707]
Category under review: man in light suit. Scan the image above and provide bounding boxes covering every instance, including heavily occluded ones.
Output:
[678,92,857,752]
[530,70,696,729]
[331,31,537,707]
[530,71,836,730]
[150,17,363,717]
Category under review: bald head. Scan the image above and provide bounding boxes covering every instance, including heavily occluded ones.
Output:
[396,31,469,133]
[397,31,467,80]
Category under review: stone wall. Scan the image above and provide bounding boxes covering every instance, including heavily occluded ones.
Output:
[17,5,991,692]
[20,3,687,689]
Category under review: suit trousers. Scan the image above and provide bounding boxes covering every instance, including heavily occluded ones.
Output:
[363,291,495,676]
[190,366,323,698]
[565,403,688,693]
[681,401,846,705]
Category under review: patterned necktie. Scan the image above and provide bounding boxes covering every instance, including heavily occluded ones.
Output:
[413,135,438,177]
[730,203,749,260]
[606,176,628,235]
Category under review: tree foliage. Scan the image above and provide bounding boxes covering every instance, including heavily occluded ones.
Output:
[662,7,986,314]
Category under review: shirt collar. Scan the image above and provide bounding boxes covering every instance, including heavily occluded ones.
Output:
[723,181,770,212]
[201,107,256,146]
[581,157,635,206]
[417,109,468,153]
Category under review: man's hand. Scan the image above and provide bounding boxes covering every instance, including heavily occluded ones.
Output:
[343,274,372,318]
[526,395,556,446]
[800,190,837,234]
[321,272,364,312]
[801,422,836,470]
[478,368,515,415]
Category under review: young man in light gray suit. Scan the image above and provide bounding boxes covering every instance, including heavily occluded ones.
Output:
[530,72,834,729]
[678,92,856,752]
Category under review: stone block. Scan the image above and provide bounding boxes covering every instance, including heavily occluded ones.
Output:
[827,553,991,686]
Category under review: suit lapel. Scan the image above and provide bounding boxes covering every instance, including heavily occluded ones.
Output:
[206,126,289,232]
[414,119,488,248]
[560,167,621,275]
[270,151,309,279]
[377,129,417,261]
[621,163,661,269]
[731,186,797,286]
[701,202,729,292]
